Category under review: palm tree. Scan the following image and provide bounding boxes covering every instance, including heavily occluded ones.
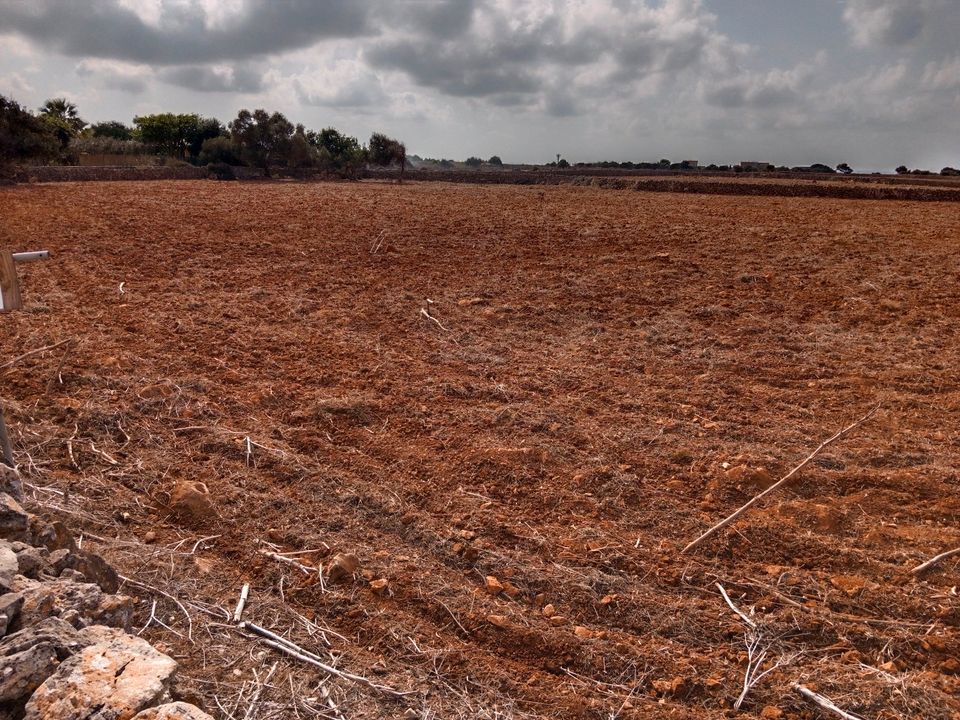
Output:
[39,98,85,133]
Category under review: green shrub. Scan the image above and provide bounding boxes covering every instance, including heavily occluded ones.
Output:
[198,136,243,166]
[208,162,236,180]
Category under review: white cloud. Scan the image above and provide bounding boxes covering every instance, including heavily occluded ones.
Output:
[75,59,152,93]
[1,72,33,97]
[842,0,945,48]
[294,58,387,109]
[921,56,960,90]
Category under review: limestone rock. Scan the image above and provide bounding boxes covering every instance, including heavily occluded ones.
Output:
[56,549,121,593]
[0,618,84,709]
[15,545,50,579]
[0,543,18,592]
[30,519,77,552]
[484,576,504,595]
[132,702,215,719]
[49,548,72,575]
[0,464,22,502]
[327,553,360,583]
[0,591,23,636]
[12,577,134,631]
[24,631,178,720]
[0,493,28,540]
[168,481,214,525]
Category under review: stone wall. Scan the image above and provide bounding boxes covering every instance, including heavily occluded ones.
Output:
[0,464,212,720]
[13,166,207,183]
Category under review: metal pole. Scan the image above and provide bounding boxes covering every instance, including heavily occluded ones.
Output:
[0,407,14,468]
[11,251,51,263]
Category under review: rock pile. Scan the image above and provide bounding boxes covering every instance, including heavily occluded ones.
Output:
[0,466,212,720]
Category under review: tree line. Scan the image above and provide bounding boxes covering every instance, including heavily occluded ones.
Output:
[0,94,406,178]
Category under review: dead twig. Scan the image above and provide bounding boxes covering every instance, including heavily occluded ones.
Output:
[683,405,878,553]
[259,549,316,575]
[420,307,451,332]
[1,338,74,372]
[42,338,74,396]
[911,546,960,575]
[119,574,194,643]
[716,583,756,630]
[239,621,413,699]
[243,661,277,720]
[793,683,866,720]
[66,424,79,471]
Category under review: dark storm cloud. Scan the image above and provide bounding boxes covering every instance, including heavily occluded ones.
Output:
[389,0,479,38]
[367,2,730,110]
[366,42,540,97]
[544,91,579,118]
[0,0,375,64]
[158,65,265,93]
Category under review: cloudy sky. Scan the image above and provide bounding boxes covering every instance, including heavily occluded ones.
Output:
[1,0,958,169]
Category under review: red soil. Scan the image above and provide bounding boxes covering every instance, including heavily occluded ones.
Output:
[1,180,958,719]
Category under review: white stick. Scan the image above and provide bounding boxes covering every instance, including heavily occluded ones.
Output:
[420,307,450,331]
[716,583,756,630]
[911,546,960,575]
[233,583,250,623]
[683,405,878,553]
[793,684,866,720]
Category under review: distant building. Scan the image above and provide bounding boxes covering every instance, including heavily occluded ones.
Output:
[739,161,769,172]
[680,160,699,169]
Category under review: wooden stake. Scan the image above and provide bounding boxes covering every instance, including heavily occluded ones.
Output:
[233,583,250,623]
[682,405,878,554]
[0,250,21,312]
[0,407,14,468]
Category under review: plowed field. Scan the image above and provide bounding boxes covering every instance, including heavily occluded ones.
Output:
[2,180,958,719]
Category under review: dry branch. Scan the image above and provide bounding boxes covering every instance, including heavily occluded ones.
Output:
[420,307,450,332]
[793,683,866,720]
[239,621,412,699]
[716,583,756,630]
[42,338,74,396]
[259,549,316,575]
[119,574,194,643]
[683,405,878,554]
[911,546,960,575]
[1,338,74,372]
